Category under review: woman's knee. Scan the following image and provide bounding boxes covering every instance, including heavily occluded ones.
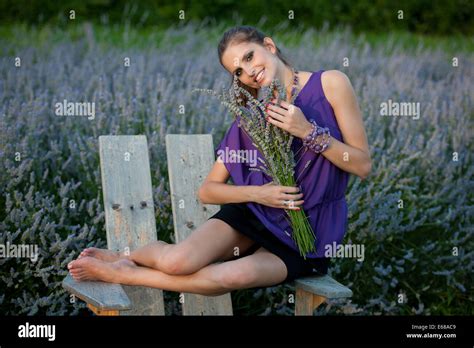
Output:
[157,245,196,275]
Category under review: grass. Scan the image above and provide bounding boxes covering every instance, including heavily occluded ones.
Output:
[0,20,472,54]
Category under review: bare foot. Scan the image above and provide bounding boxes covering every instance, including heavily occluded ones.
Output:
[68,256,137,283]
[79,247,122,263]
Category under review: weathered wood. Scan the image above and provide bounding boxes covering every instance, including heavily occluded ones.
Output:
[294,274,353,299]
[99,135,165,315]
[295,288,326,315]
[165,134,233,315]
[62,274,131,311]
[87,304,120,316]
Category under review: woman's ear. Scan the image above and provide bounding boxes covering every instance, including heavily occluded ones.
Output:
[263,37,276,54]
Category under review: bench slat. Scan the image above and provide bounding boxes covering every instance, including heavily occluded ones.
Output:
[62,274,131,310]
[166,134,233,315]
[294,275,353,298]
[98,135,165,315]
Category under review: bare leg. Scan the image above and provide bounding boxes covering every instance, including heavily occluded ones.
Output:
[79,241,169,264]
[68,247,288,296]
[77,218,257,274]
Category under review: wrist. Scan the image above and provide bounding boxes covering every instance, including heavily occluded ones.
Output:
[300,121,314,140]
[302,119,331,153]
[247,185,261,203]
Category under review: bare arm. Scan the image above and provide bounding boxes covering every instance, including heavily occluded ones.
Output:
[301,70,372,179]
[199,159,303,210]
[198,160,260,204]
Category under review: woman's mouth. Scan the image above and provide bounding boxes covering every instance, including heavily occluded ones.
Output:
[255,68,265,84]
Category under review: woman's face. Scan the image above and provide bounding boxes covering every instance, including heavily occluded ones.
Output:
[221,37,278,89]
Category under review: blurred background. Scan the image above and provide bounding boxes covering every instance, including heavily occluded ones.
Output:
[0,0,472,316]
[1,0,473,35]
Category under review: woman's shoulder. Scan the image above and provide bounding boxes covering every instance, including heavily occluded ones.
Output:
[320,69,350,87]
[320,69,353,105]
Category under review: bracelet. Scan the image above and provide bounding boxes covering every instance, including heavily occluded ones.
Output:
[302,119,331,153]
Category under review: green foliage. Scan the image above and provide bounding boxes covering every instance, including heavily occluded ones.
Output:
[0,0,472,35]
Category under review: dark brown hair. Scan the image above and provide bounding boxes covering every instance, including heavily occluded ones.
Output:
[217,25,293,106]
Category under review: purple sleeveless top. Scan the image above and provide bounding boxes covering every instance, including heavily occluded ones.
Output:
[215,70,350,258]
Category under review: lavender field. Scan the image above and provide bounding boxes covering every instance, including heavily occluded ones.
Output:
[0,22,473,315]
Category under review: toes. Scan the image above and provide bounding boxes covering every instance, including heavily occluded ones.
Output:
[71,270,86,280]
[74,272,91,281]
[72,274,83,282]
[68,256,87,269]
[78,249,90,260]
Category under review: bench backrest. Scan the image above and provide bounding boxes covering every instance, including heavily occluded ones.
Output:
[166,134,233,315]
[99,135,165,315]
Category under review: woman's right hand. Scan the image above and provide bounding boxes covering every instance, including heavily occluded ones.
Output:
[254,181,304,211]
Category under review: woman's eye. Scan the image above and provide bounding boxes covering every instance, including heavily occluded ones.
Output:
[235,52,252,77]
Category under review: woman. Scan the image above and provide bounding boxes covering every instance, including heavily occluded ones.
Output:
[68,26,371,297]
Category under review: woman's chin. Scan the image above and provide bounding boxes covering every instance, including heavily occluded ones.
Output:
[256,79,269,88]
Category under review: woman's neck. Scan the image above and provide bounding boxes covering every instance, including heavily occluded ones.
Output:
[275,63,296,102]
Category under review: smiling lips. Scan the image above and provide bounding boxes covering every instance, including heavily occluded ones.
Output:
[255,68,265,83]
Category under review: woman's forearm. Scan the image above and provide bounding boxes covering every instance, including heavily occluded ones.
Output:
[198,182,260,205]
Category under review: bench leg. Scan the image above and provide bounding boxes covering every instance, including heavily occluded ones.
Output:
[295,288,326,316]
[87,303,120,316]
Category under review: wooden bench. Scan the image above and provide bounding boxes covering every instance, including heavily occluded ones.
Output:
[62,134,352,316]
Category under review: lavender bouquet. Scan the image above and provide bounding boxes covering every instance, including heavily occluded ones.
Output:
[192,75,316,258]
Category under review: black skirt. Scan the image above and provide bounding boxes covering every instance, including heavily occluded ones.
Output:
[208,202,329,286]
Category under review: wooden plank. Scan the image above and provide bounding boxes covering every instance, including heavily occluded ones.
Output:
[62,274,131,311]
[295,287,314,315]
[295,287,326,315]
[99,135,165,315]
[165,134,233,316]
[87,304,120,316]
[294,275,353,299]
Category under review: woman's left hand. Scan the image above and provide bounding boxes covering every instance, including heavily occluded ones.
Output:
[265,98,312,139]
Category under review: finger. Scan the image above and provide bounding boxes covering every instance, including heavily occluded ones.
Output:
[282,192,304,200]
[271,98,289,110]
[281,199,305,210]
[266,114,286,128]
[280,186,301,193]
[272,103,288,113]
[280,199,304,207]
[266,107,286,119]
[268,202,300,210]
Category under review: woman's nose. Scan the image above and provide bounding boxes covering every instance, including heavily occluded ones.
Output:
[244,67,255,79]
